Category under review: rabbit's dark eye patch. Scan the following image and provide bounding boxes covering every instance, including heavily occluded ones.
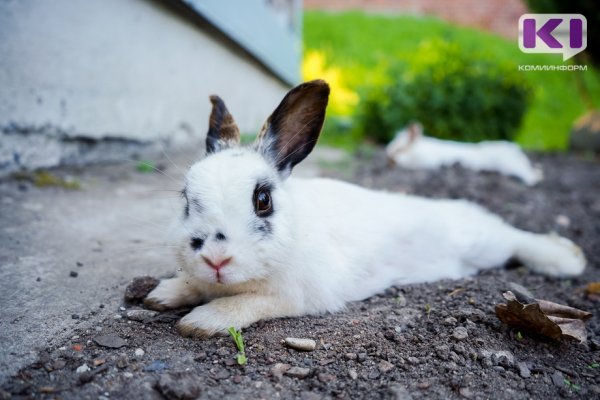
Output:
[253,180,274,218]
[190,237,205,251]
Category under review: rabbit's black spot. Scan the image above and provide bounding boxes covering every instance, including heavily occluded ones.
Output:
[191,198,203,213]
[253,180,274,218]
[257,220,273,237]
[182,187,189,218]
[215,232,226,241]
[190,237,205,251]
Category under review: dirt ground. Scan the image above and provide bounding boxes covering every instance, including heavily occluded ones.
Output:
[2,150,599,399]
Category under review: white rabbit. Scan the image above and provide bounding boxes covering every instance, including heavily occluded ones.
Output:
[386,123,543,186]
[144,80,585,337]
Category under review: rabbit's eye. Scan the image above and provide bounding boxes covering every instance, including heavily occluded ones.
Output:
[254,188,273,217]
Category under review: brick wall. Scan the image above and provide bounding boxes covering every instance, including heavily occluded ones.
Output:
[304,0,529,39]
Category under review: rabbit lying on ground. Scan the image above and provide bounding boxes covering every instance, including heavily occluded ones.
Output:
[145,80,585,337]
[386,123,542,186]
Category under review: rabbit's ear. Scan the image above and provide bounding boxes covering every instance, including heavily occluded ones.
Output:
[407,122,423,144]
[206,95,241,154]
[256,80,329,176]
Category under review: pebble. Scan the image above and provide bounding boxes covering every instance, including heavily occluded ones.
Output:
[452,327,468,340]
[348,369,358,380]
[317,373,335,383]
[407,357,420,365]
[418,381,431,390]
[345,352,357,360]
[71,314,80,320]
[124,276,160,302]
[213,369,230,380]
[143,360,169,372]
[93,333,127,348]
[126,309,158,322]
[378,360,395,373]
[284,337,316,352]
[285,366,311,379]
[551,370,565,387]
[517,362,531,378]
[123,372,133,378]
[69,271,78,278]
[368,370,381,380]
[76,364,90,374]
[271,363,291,378]
[555,214,570,227]
[157,372,201,400]
[443,317,457,326]
[134,348,145,357]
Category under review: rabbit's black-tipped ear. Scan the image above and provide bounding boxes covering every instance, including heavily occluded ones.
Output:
[206,95,241,154]
[255,80,329,177]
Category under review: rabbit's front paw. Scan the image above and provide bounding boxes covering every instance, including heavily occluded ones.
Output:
[176,305,234,337]
[144,276,201,311]
[176,294,286,337]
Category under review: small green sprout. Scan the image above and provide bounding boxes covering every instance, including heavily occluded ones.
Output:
[424,304,431,319]
[588,363,599,369]
[136,160,156,173]
[228,327,247,365]
[563,378,580,391]
[516,331,523,340]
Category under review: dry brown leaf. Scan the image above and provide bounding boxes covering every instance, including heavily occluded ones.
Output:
[585,282,600,299]
[495,291,592,343]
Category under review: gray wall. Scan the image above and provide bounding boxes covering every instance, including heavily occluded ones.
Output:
[0,0,298,175]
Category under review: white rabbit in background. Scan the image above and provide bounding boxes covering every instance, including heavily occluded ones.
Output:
[386,122,543,186]
[145,80,585,336]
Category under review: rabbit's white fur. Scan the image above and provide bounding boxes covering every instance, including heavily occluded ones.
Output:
[145,81,585,337]
[386,123,542,185]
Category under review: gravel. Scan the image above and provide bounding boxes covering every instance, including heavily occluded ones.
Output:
[2,152,599,399]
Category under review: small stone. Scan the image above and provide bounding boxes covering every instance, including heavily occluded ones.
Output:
[345,352,357,360]
[417,381,431,390]
[368,370,381,380]
[459,387,474,398]
[348,369,358,380]
[517,362,531,378]
[76,364,90,374]
[143,360,169,372]
[388,384,412,400]
[284,337,316,352]
[378,360,395,373]
[69,271,78,278]
[52,359,66,370]
[233,375,242,384]
[213,369,230,380]
[285,366,311,379]
[71,314,80,320]
[443,317,457,326]
[271,363,291,378]
[317,373,335,383]
[407,357,419,365]
[36,277,41,282]
[124,276,160,302]
[551,371,565,387]
[76,261,84,267]
[357,353,367,362]
[157,372,200,400]
[92,359,106,367]
[194,352,207,362]
[94,334,127,348]
[123,372,133,378]
[126,309,158,322]
[135,348,145,357]
[119,306,126,311]
[555,215,570,227]
[452,327,468,340]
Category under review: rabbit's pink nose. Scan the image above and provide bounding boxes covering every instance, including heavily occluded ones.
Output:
[202,256,232,271]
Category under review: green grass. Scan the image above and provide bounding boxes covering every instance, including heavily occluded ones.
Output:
[304,11,600,151]
[228,327,248,365]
